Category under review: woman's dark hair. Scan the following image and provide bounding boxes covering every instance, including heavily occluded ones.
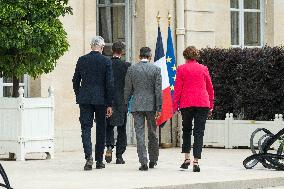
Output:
[183,46,199,60]
[112,41,125,54]
[139,47,152,59]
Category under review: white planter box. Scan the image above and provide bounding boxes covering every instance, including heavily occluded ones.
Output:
[0,87,54,161]
[179,119,228,148]
[227,113,283,149]
[203,119,229,148]
[179,113,283,149]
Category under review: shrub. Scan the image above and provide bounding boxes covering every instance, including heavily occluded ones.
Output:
[199,46,284,121]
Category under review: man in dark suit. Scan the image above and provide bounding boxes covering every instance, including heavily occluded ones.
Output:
[72,36,114,170]
[124,47,162,171]
[105,41,131,164]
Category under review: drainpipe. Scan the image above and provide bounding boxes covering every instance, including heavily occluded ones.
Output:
[176,0,185,66]
[176,0,185,147]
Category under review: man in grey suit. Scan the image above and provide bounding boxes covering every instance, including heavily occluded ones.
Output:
[124,47,162,171]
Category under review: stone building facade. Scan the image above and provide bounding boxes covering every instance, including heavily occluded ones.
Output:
[1,0,283,151]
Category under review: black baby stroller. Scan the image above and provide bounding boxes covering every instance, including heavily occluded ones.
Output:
[0,163,12,189]
[243,128,284,170]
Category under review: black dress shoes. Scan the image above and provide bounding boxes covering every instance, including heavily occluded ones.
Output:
[180,159,191,169]
[139,164,148,171]
[84,158,93,171]
[96,161,106,169]
[193,163,200,172]
[116,157,125,164]
[149,162,157,168]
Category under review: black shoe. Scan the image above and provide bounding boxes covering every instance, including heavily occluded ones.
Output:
[105,147,113,163]
[139,164,148,171]
[84,158,93,171]
[180,159,191,169]
[193,162,200,172]
[116,157,125,164]
[149,162,157,168]
[96,161,105,169]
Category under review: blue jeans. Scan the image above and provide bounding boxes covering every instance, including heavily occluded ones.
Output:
[79,104,106,162]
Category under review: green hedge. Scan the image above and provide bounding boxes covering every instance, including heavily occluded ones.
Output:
[199,46,284,120]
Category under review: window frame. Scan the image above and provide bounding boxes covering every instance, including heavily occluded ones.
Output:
[0,75,28,97]
[230,0,264,48]
[96,0,133,62]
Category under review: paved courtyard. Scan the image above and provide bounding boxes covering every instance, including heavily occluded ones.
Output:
[1,147,284,189]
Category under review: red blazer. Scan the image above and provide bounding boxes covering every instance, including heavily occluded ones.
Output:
[173,60,214,112]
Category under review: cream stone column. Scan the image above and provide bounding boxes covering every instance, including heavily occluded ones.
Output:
[84,0,97,53]
[213,1,230,47]
[176,0,185,147]
[274,0,284,45]
[176,0,185,67]
[184,0,215,48]
[264,0,274,46]
[133,0,146,62]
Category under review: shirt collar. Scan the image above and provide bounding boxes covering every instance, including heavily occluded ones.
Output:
[141,59,149,62]
[112,56,121,59]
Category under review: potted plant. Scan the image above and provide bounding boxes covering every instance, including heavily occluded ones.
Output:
[0,0,72,160]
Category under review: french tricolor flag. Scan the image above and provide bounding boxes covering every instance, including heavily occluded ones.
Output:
[154,26,173,126]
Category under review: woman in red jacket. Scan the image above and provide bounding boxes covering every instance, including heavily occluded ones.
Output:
[173,46,214,172]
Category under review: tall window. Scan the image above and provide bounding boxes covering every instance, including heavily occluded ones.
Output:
[230,0,264,47]
[97,0,132,61]
[0,76,28,97]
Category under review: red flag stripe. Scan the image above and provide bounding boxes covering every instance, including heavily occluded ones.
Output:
[156,87,173,126]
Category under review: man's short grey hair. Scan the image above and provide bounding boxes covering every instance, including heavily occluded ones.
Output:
[91,36,105,47]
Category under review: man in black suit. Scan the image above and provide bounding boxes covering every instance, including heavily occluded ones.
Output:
[105,41,131,164]
[72,36,114,170]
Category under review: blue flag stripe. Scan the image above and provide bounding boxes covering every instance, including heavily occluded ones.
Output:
[166,26,177,97]
[154,26,165,61]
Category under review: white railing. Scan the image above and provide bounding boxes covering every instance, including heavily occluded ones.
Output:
[0,87,54,161]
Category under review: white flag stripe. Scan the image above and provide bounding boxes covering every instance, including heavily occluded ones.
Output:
[154,56,170,90]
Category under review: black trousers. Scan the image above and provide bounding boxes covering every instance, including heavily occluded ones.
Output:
[105,113,127,158]
[79,104,106,162]
[181,107,209,159]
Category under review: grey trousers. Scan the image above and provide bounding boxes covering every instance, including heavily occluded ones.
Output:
[132,111,159,165]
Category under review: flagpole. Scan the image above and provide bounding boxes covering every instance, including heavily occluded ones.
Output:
[156,11,162,147]
[157,11,161,26]
[168,11,172,27]
[168,11,174,145]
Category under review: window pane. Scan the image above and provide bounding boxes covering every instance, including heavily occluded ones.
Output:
[3,76,24,83]
[244,12,261,46]
[102,44,113,57]
[230,0,239,8]
[3,86,13,97]
[231,11,239,45]
[99,0,125,4]
[111,0,125,3]
[99,0,109,4]
[99,6,125,43]
[244,0,260,9]
[3,77,12,83]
